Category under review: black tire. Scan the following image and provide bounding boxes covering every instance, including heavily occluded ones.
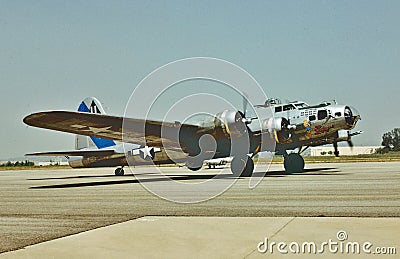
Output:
[241,158,254,177]
[284,153,304,173]
[188,166,202,171]
[186,157,203,171]
[115,168,125,176]
[231,157,254,177]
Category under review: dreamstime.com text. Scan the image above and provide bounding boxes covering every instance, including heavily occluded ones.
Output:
[257,231,396,255]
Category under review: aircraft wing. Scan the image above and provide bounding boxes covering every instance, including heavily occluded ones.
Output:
[23,111,200,150]
[26,150,117,157]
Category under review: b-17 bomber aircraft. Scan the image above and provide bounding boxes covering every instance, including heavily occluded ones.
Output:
[24,96,361,176]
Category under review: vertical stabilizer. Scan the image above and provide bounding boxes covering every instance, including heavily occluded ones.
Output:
[75,97,116,150]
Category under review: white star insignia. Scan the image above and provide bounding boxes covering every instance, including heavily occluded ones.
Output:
[81,126,112,134]
[140,146,154,159]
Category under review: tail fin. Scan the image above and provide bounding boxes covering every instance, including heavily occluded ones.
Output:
[75,97,116,150]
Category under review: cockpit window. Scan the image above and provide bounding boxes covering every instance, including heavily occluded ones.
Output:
[317,110,328,120]
[283,104,295,111]
[294,103,308,108]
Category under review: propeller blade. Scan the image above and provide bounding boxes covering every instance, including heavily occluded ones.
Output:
[347,140,354,150]
[242,92,249,118]
[333,142,339,157]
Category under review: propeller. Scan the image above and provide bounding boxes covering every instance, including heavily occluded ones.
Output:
[333,142,340,157]
[240,92,254,124]
[347,131,363,151]
[239,92,264,124]
[347,140,354,150]
[333,139,354,157]
[242,92,249,118]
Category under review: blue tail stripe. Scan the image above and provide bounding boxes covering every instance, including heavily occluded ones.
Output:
[77,101,115,149]
[78,102,90,113]
[89,136,116,149]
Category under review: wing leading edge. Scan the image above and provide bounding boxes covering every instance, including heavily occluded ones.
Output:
[23,111,200,151]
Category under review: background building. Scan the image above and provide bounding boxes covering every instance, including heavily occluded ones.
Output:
[309,146,382,156]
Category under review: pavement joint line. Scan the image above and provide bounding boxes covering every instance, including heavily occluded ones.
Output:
[244,216,296,258]
[12,216,147,252]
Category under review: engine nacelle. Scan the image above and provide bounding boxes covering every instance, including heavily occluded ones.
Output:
[262,117,291,143]
[184,110,249,159]
[214,110,248,138]
[263,117,289,132]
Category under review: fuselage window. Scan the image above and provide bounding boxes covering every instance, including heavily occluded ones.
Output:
[317,110,328,120]
[309,115,316,121]
[335,112,341,117]
[275,106,282,113]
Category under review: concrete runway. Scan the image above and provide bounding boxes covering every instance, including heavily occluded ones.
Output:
[0,162,399,253]
[2,217,400,258]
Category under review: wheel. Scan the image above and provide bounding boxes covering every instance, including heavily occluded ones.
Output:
[188,166,202,171]
[186,156,203,171]
[208,164,212,169]
[284,153,304,173]
[115,168,125,176]
[242,158,254,177]
[231,156,254,177]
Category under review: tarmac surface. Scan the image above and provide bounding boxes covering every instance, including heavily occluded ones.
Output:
[0,162,399,255]
[2,217,399,258]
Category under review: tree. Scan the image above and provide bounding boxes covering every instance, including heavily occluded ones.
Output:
[381,128,400,152]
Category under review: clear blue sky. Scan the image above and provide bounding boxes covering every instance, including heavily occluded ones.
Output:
[1,1,399,159]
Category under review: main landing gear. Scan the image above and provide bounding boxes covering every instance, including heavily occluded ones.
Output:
[230,156,254,177]
[115,167,125,176]
[283,153,304,173]
[185,154,255,177]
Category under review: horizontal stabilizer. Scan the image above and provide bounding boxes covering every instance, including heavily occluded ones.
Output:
[26,149,116,157]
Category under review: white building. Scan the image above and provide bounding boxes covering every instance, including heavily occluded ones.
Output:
[309,146,382,156]
[35,161,69,166]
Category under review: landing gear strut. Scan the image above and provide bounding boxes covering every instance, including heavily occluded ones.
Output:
[115,167,125,176]
[284,153,304,173]
[231,156,254,177]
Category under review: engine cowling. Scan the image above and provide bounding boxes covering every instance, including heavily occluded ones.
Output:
[214,110,248,138]
[263,117,291,143]
[263,117,289,132]
[183,110,249,160]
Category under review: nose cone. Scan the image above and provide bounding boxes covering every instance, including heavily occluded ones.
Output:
[349,106,360,118]
[344,106,361,128]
